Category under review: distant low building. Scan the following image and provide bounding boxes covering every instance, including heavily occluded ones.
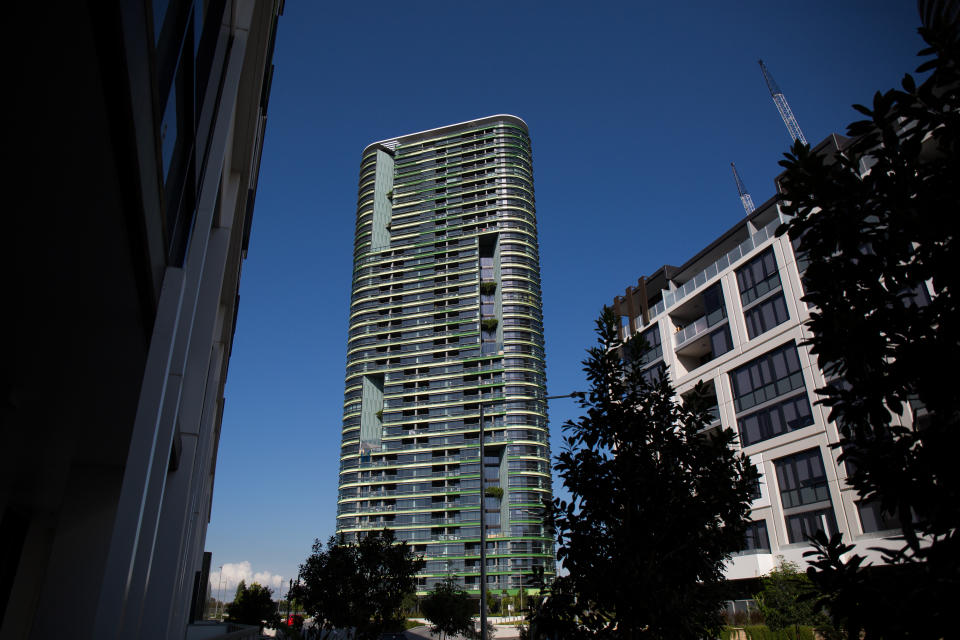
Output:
[4,1,282,638]
[610,134,920,590]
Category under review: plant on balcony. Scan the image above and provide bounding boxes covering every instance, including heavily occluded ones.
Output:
[375,409,383,421]
[484,486,504,500]
[481,318,499,332]
[480,281,497,295]
[385,189,393,200]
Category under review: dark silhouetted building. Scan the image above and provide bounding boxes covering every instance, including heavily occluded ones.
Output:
[4,1,282,638]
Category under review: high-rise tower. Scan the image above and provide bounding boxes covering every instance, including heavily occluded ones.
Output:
[337,115,554,596]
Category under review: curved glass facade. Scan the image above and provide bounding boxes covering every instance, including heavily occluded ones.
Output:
[337,115,553,595]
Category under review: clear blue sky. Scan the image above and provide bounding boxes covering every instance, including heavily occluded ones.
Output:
[205,0,926,597]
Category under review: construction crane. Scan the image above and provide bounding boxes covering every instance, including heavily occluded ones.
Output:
[759,59,808,145]
[731,163,756,214]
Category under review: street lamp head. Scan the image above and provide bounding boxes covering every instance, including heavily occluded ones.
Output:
[544,391,585,401]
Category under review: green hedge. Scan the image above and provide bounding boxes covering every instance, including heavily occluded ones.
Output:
[724,625,814,640]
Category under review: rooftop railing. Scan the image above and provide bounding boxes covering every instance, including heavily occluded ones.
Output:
[645,218,780,323]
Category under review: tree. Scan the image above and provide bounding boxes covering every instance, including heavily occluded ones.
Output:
[234,579,247,602]
[776,7,959,637]
[421,577,477,640]
[224,581,278,632]
[756,560,826,640]
[292,529,424,640]
[532,309,759,639]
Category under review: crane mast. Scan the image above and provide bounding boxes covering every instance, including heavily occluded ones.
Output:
[759,59,808,145]
[731,163,756,214]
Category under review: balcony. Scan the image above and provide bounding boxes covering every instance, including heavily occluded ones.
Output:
[647,217,781,320]
[673,314,712,348]
[670,283,732,376]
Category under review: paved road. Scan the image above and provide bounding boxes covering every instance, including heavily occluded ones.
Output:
[403,623,521,640]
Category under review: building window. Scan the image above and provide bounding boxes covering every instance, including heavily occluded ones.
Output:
[702,283,727,327]
[737,394,814,447]
[633,324,662,367]
[742,520,770,552]
[774,448,838,543]
[640,361,666,386]
[785,509,838,544]
[748,466,762,500]
[744,293,790,340]
[710,325,733,358]
[857,499,898,534]
[625,324,662,370]
[790,233,811,276]
[730,342,806,413]
[737,248,782,306]
[776,448,830,508]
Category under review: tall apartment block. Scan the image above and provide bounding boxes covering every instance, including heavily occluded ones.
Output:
[337,115,554,595]
[6,2,282,638]
[611,134,921,595]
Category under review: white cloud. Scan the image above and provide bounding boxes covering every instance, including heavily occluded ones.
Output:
[210,561,283,596]
[254,570,284,588]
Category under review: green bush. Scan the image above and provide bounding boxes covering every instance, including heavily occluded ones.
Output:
[484,486,504,500]
[741,624,814,640]
[481,318,499,332]
[480,281,497,295]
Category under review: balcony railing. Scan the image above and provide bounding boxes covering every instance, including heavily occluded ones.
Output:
[647,218,781,321]
[673,315,711,347]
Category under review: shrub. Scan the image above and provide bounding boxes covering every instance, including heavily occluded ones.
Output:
[481,318,499,332]
[484,486,504,500]
[743,624,814,640]
[480,281,497,295]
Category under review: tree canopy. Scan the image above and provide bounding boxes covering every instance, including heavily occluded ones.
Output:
[224,581,278,631]
[421,577,478,640]
[532,309,759,639]
[777,8,959,637]
[756,560,827,639]
[292,529,424,640]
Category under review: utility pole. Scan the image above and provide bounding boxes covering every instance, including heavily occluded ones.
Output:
[759,59,808,145]
[730,163,756,214]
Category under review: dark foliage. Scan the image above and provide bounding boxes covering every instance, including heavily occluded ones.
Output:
[531,308,759,639]
[224,581,278,631]
[777,11,960,638]
[292,529,424,640]
[421,577,477,640]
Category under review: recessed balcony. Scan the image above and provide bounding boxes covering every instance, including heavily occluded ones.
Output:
[670,282,733,375]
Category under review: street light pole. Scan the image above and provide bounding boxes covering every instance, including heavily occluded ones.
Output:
[520,391,585,620]
[215,565,224,620]
[478,391,581,640]
[479,400,488,640]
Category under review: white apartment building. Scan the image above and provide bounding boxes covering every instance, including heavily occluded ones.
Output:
[611,135,916,584]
